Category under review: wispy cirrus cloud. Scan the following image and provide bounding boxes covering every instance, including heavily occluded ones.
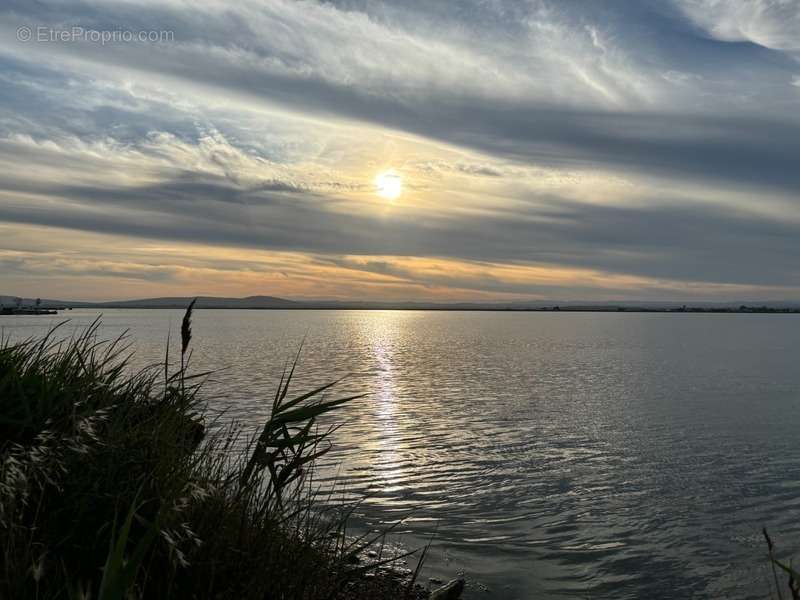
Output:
[1,0,799,300]
[675,0,800,52]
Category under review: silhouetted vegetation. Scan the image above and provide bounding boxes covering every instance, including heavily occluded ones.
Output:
[0,306,429,599]
[763,528,800,600]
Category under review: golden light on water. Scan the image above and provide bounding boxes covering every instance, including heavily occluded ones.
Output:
[375,170,402,200]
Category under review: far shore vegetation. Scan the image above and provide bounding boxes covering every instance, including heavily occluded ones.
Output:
[0,301,442,599]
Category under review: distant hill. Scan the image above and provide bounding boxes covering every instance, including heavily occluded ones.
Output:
[93,296,300,309]
[0,295,299,309]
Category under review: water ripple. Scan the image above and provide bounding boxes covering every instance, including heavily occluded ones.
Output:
[5,309,800,599]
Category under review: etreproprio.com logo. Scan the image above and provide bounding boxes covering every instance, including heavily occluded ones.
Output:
[16,25,174,45]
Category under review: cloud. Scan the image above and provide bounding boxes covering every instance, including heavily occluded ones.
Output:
[0,0,799,300]
[2,139,800,291]
[2,0,797,195]
[6,223,798,303]
[675,0,800,52]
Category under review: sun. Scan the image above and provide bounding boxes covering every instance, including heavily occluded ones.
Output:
[375,170,402,200]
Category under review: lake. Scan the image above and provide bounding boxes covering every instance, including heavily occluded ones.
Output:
[3,309,800,599]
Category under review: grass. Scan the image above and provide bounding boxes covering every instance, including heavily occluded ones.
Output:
[0,304,428,599]
[764,528,800,600]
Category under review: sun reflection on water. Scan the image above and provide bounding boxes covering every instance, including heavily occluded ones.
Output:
[363,313,408,496]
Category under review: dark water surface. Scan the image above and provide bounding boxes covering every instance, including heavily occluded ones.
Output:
[4,309,800,598]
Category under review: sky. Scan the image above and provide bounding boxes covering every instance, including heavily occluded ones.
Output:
[1,0,799,302]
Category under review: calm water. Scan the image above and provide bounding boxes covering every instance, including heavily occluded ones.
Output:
[3,309,800,599]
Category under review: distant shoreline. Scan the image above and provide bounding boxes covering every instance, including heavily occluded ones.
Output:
[86,307,800,313]
[4,306,800,314]
[4,294,800,314]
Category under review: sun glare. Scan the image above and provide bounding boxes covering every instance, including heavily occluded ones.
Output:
[375,170,402,200]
